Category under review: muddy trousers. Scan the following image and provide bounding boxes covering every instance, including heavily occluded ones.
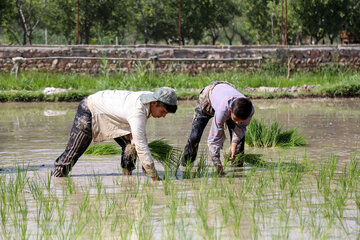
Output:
[182,101,245,167]
[52,99,136,177]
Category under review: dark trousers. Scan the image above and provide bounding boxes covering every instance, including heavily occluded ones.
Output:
[182,101,245,166]
[113,137,137,171]
[52,99,136,177]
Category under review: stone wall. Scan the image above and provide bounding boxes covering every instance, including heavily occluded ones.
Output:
[0,44,359,74]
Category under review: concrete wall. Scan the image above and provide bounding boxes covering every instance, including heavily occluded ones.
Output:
[0,44,359,74]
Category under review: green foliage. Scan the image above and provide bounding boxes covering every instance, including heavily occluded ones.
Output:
[291,0,350,44]
[246,118,307,148]
[0,0,360,45]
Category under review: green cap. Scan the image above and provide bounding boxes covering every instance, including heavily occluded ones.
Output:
[140,87,177,107]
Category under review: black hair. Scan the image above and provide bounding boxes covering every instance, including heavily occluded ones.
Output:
[156,101,177,113]
[231,98,253,120]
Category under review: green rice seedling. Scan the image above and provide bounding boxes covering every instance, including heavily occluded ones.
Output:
[104,197,117,221]
[179,187,188,206]
[39,198,56,237]
[254,174,267,200]
[228,191,244,238]
[347,152,359,190]
[119,209,135,240]
[250,200,259,240]
[135,192,154,240]
[166,183,179,226]
[194,190,212,239]
[220,202,230,225]
[182,161,195,180]
[54,196,67,229]
[279,167,290,191]
[288,168,304,198]
[28,178,43,201]
[110,214,120,234]
[246,118,307,148]
[92,173,104,202]
[67,176,75,195]
[0,185,8,239]
[195,153,210,178]
[243,168,257,194]
[84,143,122,155]
[163,164,171,195]
[316,156,337,194]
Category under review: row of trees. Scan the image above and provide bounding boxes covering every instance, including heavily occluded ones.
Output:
[0,0,359,46]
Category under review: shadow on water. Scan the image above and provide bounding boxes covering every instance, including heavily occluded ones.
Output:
[0,154,305,181]
[0,164,53,174]
[239,153,306,171]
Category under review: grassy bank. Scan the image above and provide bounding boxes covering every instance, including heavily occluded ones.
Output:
[0,67,359,101]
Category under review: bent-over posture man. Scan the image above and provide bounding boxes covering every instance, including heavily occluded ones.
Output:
[52,87,177,181]
[182,81,254,174]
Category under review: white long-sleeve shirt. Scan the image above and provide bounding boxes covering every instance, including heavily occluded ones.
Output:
[86,90,154,169]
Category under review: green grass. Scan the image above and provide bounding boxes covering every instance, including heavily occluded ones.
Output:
[1,66,360,101]
[246,118,307,148]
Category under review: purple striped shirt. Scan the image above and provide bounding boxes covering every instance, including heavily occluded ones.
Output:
[208,84,254,164]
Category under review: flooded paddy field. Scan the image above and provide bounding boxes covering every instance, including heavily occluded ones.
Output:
[1,98,360,239]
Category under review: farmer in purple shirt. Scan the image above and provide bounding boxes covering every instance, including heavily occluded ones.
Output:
[182,81,254,174]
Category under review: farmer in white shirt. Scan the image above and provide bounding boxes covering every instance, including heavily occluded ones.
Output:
[52,87,177,181]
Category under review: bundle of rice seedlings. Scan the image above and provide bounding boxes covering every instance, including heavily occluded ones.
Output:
[84,143,122,155]
[124,139,181,171]
[85,139,181,171]
[246,118,307,148]
[148,139,181,169]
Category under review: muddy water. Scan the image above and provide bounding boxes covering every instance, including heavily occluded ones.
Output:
[1,98,360,239]
[2,98,359,170]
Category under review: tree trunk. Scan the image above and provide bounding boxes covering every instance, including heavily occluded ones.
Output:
[137,0,149,44]
[23,31,27,45]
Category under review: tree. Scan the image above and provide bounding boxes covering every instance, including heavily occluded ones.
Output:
[96,0,131,44]
[15,0,47,45]
[344,0,360,42]
[292,0,351,44]
[291,0,349,44]
[0,0,19,44]
[131,0,178,44]
[244,0,275,44]
[0,0,12,26]
[45,0,76,44]
[205,0,239,45]
[325,0,350,44]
